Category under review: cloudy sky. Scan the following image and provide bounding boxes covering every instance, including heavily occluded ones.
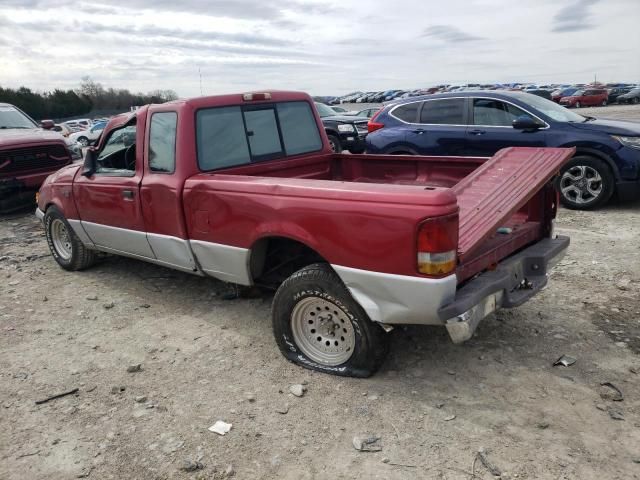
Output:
[1,0,639,97]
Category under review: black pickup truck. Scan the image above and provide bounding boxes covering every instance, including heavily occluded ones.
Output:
[314,102,368,153]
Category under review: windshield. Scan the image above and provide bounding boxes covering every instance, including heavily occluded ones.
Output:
[314,102,337,118]
[0,105,37,129]
[521,93,586,122]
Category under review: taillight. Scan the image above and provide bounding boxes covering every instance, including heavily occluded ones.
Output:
[367,109,384,133]
[417,214,458,276]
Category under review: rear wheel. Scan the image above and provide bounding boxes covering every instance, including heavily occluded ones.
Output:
[575,101,581,108]
[77,136,89,147]
[44,206,97,270]
[557,156,614,210]
[272,263,389,377]
[633,97,639,105]
[327,135,342,153]
[601,100,607,106]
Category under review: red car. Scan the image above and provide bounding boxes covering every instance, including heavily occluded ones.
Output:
[36,91,571,377]
[559,89,608,108]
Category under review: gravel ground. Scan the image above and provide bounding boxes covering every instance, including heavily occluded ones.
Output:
[1,105,639,480]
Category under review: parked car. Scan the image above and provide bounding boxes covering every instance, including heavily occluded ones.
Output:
[366,91,640,209]
[551,87,579,103]
[617,88,640,104]
[52,123,72,137]
[559,89,608,108]
[69,121,107,147]
[607,87,632,104]
[344,107,379,118]
[0,102,73,212]
[314,102,368,153]
[330,106,348,113]
[36,90,571,377]
[527,89,552,100]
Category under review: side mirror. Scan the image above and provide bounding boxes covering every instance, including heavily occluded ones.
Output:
[512,115,543,131]
[81,148,97,177]
[40,119,55,130]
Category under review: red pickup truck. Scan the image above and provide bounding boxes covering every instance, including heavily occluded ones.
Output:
[36,91,571,377]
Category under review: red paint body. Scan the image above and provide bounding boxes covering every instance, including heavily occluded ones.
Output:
[37,91,571,283]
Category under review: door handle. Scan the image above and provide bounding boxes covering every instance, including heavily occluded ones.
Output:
[122,189,134,200]
[412,129,425,134]
[469,129,486,135]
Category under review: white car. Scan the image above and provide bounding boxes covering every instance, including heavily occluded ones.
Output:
[69,121,107,147]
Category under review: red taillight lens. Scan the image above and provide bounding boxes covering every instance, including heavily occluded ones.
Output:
[417,214,458,276]
[367,109,384,133]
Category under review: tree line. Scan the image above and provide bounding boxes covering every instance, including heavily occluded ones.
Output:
[0,77,178,121]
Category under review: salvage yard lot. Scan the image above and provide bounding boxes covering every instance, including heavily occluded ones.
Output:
[1,106,639,480]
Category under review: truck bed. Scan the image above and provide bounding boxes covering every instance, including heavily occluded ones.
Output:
[186,147,572,283]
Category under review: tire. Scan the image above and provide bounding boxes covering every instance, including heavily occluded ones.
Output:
[633,97,639,105]
[601,100,607,106]
[77,136,89,147]
[557,156,614,210]
[327,135,342,153]
[44,206,97,270]
[575,101,581,108]
[272,263,389,378]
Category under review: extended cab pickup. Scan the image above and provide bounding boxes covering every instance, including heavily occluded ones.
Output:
[36,91,571,377]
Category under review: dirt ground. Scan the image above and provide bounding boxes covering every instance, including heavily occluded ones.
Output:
[1,106,639,480]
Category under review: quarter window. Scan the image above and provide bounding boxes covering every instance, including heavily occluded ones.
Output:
[149,112,177,173]
[392,103,419,122]
[420,99,465,125]
[473,99,528,126]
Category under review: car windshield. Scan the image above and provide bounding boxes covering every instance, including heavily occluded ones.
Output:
[0,105,37,129]
[314,103,337,118]
[521,94,586,122]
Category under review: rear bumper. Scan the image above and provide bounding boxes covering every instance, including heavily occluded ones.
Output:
[439,235,570,343]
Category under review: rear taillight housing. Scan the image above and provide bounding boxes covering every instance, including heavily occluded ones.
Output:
[417,214,458,276]
[367,109,384,133]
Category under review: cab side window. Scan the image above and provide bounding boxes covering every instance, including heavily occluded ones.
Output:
[149,112,177,173]
[96,125,137,176]
[472,99,527,127]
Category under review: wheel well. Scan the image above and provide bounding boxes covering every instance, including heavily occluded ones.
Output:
[570,148,619,180]
[250,237,328,289]
[324,128,339,138]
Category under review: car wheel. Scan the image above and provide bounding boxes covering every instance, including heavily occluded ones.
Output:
[77,136,89,147]
[575,101,581,108]
[633,97,639,105]
[44,206,97,271]
[557,156,614,210]
[601,100,607,106]
[327,135,342,153]
[272,263,389,378]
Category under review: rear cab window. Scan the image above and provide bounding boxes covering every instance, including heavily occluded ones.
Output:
[196,101,323,171]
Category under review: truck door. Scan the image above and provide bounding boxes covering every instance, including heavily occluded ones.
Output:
[73,121,155,258]
[139,109,198,273]
[464,98,546,157]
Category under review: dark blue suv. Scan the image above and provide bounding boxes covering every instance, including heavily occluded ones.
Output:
[366,91,640,209]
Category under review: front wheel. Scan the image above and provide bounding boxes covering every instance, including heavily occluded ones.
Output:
[601,100,607,106]
[77,136,89,147]
[327,135,342,153]
[272,263,389,377]
[633,97,639,105]
[557,156,614,210]
[575,101,581,108]
[44,206,97,270]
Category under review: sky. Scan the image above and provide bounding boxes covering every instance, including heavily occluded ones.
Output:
[1,0,639,98]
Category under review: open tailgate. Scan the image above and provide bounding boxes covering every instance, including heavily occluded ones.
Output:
[452,147,574,261]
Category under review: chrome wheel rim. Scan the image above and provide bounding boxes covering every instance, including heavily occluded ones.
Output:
[329,138,339,153]
[560,165,603,205]
[290,296,356,366]
[51,219,72,260]
[78,138,88,146]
